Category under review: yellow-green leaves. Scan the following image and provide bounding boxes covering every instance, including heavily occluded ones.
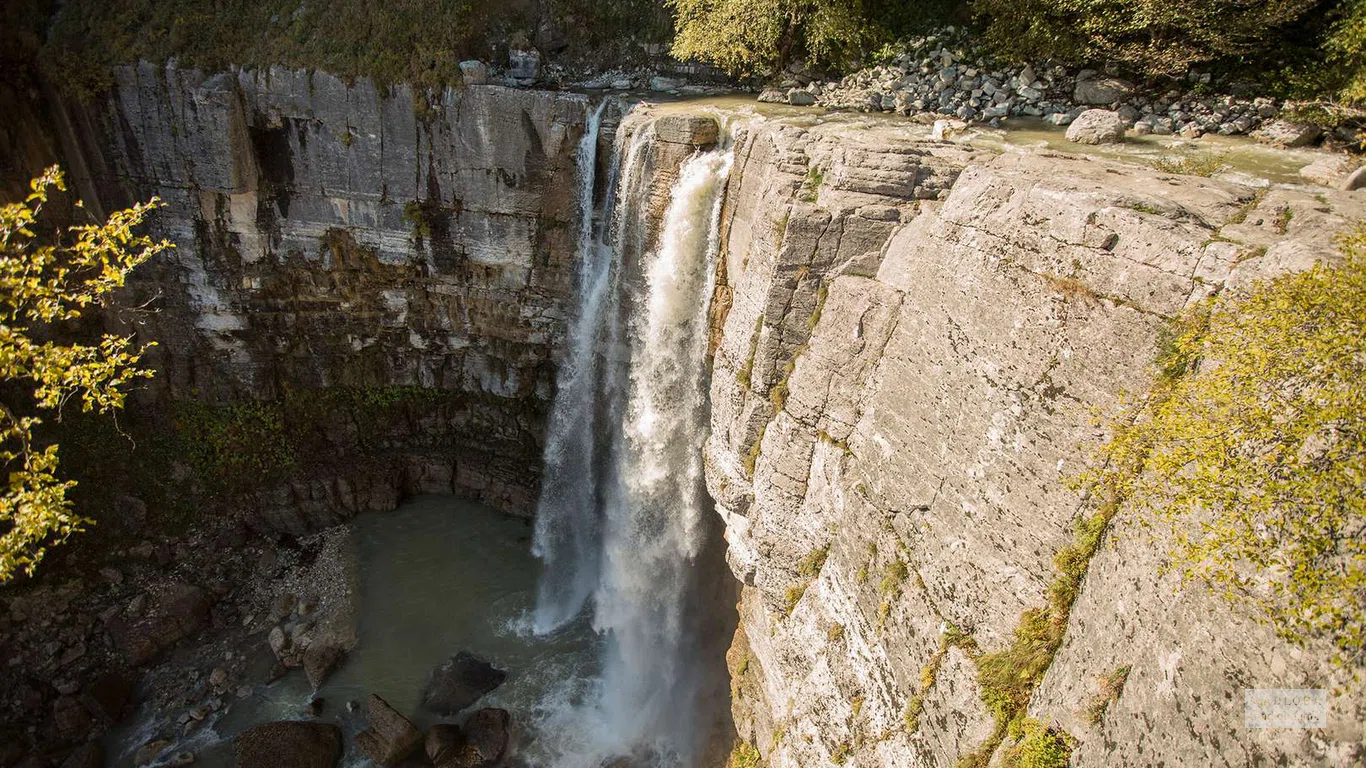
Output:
[0,166,171,582]
[1082,226,1366,668]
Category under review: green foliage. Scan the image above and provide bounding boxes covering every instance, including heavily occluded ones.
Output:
[669,0,870,75]
[1149,153,1227,177]
[37,0,668,99]
[1081,228,1366,667]
[976,0,1319,76]
[799,166,825,203]
[878,559,908,594]
[1325,0,1366,105]
[783,582,808,615]
[1002,718,1075,768]
[402,200,433,240]
[1084,664,1132,724]
[807,283,828,330]
[174,400,295,488]
[728,741,763,768]
[0,166,171,581]
[798,544,829,576]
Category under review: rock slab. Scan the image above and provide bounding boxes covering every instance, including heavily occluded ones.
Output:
[355,695,421,766]
[235,722,342,768]
[422,653,507,715]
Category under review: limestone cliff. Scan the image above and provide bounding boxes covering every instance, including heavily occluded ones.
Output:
[704,120,1366,766]
[47,63,593,525]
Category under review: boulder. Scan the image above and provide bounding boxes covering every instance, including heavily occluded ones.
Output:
[1342,166,1366,191]
[303,644,346,689]
[421,653,507,716]
[108,583,211,666]
[757,88,787,104]
[1074,76,1133,105]
[460,708,510,766]
[649,76,682,91]
[506,49,540,81]
[786,89,816,107]
[59,743,102,768]
[52,696,91,742]
[425,724,463,765]
[458,60,488,86]
[1066,109,1127,144]
[235,722,343,768]
[653,115,720,147]
[1252,119,1323,148]
[133,740,170,767]
[355,695,421,766]
[1298,155,1356,187]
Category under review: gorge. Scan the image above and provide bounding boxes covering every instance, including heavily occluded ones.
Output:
[0,54,1364,768]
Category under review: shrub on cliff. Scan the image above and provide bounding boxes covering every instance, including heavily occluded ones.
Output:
[0,167,170,582]
[1082,227,1366,668]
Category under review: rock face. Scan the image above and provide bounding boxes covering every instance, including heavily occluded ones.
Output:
[355,695,421,766]
[706,118,1366,768]
[1065,108,1127,144]
[46,62,594,529]
[235,721,342,768]
[422,652,507,715]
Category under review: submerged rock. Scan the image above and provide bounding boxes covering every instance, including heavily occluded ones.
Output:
[355,695,421,766]
[422,652,507,715]
[235,721,342,768]
[1066,109,1127,144]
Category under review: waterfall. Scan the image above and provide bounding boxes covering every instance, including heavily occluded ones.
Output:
[530,100,610,633]
[528,106,734,767]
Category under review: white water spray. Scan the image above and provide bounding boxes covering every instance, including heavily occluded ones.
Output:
[528,109,734,766]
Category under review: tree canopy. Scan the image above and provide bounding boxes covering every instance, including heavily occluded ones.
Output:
[0,167,170,582]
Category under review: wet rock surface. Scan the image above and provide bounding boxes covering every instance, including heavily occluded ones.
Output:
[235,721,343,768]
[421,652,508,715]
[355,695,422,766]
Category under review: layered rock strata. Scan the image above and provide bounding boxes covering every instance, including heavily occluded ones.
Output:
[705,119,1366,767]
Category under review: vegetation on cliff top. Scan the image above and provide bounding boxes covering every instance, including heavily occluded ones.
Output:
[670,0,1364,106]
[0,167,170,582]
[38,0,670,98]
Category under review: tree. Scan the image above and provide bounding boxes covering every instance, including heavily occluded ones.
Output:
[668,0,874,75]
[1081,228,1366,668]
[976,0,1320,75]
[0,167,171,582]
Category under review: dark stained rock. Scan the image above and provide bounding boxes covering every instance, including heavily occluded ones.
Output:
[459,708,510,767]
[424,724,463,765]
[108,583,212,666]
[59,743,102,768]
[82,672,134,721]
[234,721,342,768]
[355,695,421,766]
[303,644,346,689]
[52,696,91,742]
[421,653,506,716]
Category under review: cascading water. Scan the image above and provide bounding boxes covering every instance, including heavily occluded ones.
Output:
[528,105,735,767]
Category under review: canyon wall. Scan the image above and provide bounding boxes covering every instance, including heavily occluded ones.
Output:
[46,63,595,526]
[704,120,1366,766]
